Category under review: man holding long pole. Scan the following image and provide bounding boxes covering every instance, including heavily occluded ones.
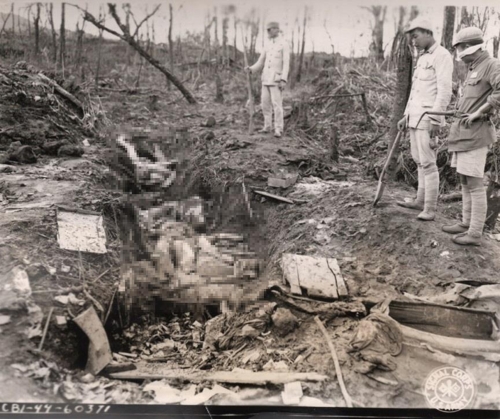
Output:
[442,27,500,246]
[397,19,453,221]
[245,22,290,138]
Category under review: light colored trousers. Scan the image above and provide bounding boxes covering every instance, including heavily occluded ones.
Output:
[261,85,283,132]
[409,128,436,169]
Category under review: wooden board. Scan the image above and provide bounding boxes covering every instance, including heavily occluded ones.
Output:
[389,300,495,340]
[281,254,348,299]
[109,366,328,384]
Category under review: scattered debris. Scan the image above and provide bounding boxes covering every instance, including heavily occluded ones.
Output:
[271,307,298,337]
[73,307,112,375]
[55,316,67,327]
[282,253,348,299]
[56,207,107,254]
[268,172,299,189]
[314,316,353,408]
[348,311,403,373]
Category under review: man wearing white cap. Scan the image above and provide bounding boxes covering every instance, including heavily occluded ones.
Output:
[397,18,453,221]
[442,27,500,246]
[245,22,290,138]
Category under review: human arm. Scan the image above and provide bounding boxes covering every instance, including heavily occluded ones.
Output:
[249,51,266,74]
[429,51,453,131]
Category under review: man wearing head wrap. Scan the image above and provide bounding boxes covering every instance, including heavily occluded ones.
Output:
[245,21,290,138]
[442,27,500,246]
[396,18,453,222]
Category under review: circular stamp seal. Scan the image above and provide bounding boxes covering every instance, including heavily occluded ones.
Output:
[424,366,476,412]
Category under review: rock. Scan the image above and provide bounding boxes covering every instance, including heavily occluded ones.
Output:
[204,131,215,141]
[271,307,298,337]
[0,164,16,173]
[42,140,66,155]
[25,264,48,281]
[202,116,216,127]
[58,145,85,157]
[281,381,303,405]
[4,145,37,164]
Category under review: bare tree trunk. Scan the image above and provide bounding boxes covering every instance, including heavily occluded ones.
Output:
[441,6,456,51]
[95,28,104,89]
[27,6,31,37]
[289,28,295,85]
[295,7,307,84]
[233,17,237,63]
[11,3,14,34]
[0,7,13,37]
[75,20,85,80]
[214,12,223,103]
[47,3,57,63]
[34,3,41,57]
[81,4,196,104]
[366,6,387,63]
[167,3,174,90]
[222,17,228,66]
[241,27,254,133]
[387,32,412,178]
[59,2,66,72]
[388,7,406,71]
[494,37,500,59]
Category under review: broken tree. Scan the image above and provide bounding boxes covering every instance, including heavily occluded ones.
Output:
[75,3,196,104]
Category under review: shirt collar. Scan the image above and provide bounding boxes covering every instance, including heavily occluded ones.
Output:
[425,42,438,54]
[470,50,489,70]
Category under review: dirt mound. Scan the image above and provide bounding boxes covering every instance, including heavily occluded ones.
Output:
[0,63,106,160]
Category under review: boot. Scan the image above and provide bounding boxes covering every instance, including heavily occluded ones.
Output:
[259,127,271,134]
[397,200,424,211]
[442,223,469,234]
[452,232,481,246]
[397,166,424,211]
[417,166,438,221]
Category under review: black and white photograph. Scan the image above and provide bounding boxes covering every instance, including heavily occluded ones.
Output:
[1,0,500,415]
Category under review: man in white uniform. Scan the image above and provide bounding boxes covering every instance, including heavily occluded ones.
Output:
[397,18,453,221]
[246,22,290,138]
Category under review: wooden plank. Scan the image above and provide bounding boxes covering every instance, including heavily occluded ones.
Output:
[389,300,495,340]
[401,324,500,362]
[294,255,338,299]
[281,253,302,295]
[254,190,295,204]
[326,258,348,297]
[108,366,328,384]
[281,254,348,299]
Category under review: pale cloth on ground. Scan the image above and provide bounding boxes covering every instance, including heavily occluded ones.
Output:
[451,146,488,178]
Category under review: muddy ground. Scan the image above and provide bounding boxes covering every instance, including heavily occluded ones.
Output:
[1,65,500,409]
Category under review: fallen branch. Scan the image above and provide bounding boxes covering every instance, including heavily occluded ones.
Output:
[38,73,84,112]
[109,367,328,384]
[38,307,54,352]
[254,190,295,204]
[314,316,353,408]
[441,191,462,202]
[73,4,196,104]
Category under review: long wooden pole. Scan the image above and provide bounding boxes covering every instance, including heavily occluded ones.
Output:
[240,26,254,134]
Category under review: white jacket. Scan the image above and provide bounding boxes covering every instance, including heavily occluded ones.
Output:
[250,35,290,86]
